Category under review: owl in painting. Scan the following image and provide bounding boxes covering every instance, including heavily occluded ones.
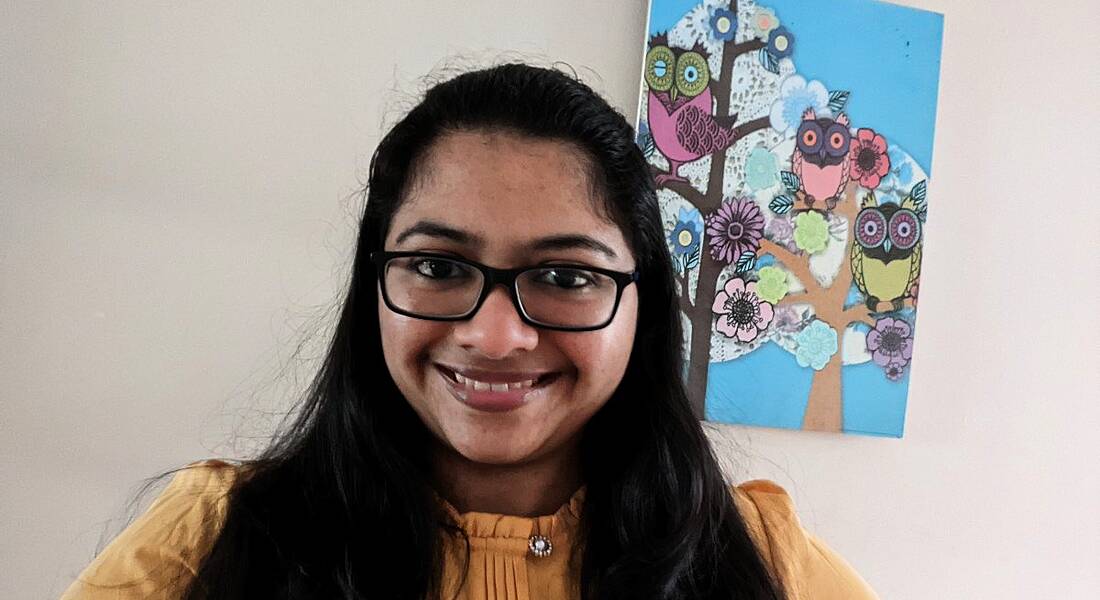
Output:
[645,34,739,186]
[792,109,851,210]
[850,191,923,312]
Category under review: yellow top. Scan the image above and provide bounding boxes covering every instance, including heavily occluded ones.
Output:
[61,460,878,599]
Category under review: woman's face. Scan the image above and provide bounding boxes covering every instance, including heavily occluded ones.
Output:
[378,129,638,466]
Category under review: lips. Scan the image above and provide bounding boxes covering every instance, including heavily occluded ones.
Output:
[435,364,561,413]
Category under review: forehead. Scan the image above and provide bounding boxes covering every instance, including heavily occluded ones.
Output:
[388,130,630,260]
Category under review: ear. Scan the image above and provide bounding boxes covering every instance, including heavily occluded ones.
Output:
[861,191,879,209]
[901,194,917,211]
[802,108,816,121]
[836,112,850,127]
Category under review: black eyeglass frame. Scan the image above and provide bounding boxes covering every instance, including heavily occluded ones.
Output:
[370,250,640,332]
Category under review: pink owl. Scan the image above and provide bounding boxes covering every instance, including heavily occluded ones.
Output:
[644,36,739,186]
[791,109,851,210]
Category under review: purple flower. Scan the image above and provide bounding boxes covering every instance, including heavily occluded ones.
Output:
[706,197,765,264]
[884,360,908,382]
[867,317,914,368]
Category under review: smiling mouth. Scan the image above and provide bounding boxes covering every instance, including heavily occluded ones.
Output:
[434,365,562,412]
[435,365,560,390]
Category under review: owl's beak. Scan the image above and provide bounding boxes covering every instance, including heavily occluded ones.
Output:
[818,150,827,161]
[669,87,678,103]
[883,239,893,253]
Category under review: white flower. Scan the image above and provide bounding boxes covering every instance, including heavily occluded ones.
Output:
[769,75,830,137]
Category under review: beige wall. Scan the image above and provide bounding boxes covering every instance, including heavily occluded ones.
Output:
[3,1,1098,598]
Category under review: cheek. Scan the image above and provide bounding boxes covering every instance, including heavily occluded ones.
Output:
[564,289,638,396]
[377,290,444,386]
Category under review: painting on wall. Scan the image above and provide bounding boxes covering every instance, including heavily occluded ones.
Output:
[634,0,944,436]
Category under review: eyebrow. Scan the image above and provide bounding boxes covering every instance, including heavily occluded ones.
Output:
[393,219,620,260]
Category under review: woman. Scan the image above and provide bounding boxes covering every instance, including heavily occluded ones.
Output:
[62,63,877,599]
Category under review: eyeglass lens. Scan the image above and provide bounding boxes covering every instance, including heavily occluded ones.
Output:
[382,255,619,328]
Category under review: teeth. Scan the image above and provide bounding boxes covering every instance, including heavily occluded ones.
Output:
[450,370,539,391]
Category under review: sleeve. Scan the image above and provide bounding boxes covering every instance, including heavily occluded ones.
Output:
[732,480,880,600]
[59,459,239,600]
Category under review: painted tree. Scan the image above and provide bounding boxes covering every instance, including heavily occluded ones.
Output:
[637,0,926,431]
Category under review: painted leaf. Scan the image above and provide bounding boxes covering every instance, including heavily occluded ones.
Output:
[911,179,927,202]
[735,251,757,273]
[780,171,801,193]
[911,179,928,222]
[828,90,850,113]
[759,48,781,75]
[685,246,701,270]
[769,194,794,215]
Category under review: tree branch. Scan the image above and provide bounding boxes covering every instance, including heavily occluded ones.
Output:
[759,238,820,295]
[732,116,771,143]
[650,168,708,208]
[726,39,767,65]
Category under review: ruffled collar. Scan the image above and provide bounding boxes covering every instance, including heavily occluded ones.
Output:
[434,484,586,542]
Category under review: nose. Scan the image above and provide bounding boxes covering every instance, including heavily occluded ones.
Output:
[451,285,539,359]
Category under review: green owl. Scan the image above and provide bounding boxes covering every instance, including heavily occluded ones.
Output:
[850,191,923,312]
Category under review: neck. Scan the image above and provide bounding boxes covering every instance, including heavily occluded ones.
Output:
[430,437,584,517]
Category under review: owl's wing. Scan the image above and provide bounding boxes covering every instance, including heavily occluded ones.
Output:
[850,246,866,293]
[907,243,923,292]
[836,151,851,198]
[792,150,804,180]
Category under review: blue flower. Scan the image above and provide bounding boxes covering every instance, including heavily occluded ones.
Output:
[744,147,779,191]
[794,320,838,371]
[767,27,794,59]
[769,75,830,136]
[710,8,737,42]
[669,207,704,256]
[883,145,915,190]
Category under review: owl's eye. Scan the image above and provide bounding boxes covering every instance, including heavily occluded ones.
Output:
[889,209,921,250]
[797,121,823,154]
[855,208,887,249]
[830,132,845,149]
[675,52,710,98]
[824,123,851,156]
[645,46,675,92]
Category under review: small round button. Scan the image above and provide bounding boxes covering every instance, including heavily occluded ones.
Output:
[528,534,553,557]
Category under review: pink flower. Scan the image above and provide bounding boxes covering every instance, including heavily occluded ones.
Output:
[867,317,914,368]
[712,277,774,343]
[909,280,919,307]
[706,197,765,264]
[849,128,890,189]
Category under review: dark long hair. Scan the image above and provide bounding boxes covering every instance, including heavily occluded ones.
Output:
[181,63,785,599]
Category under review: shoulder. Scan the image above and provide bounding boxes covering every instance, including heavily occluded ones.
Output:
[730,480,880,600]
[60,459,242,599]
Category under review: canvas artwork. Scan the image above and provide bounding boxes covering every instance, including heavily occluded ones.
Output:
[634,0,944,436]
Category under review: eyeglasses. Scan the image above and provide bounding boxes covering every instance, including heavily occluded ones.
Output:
[370,251,639,332]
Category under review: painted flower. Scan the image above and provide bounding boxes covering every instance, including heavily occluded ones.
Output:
[706,197,765,264]
[767,26,795,59]
[709,8,737,42]
[712,277,774,343]
[769,75,829,136]
[744,146,779,191]
[794,319,838,371]
[773,305,804,332]
[749,7,780,40]
[884,359,908,382]
[849,128,891,189]
[668,207,704,256]
[793,210,829,254]
[867,317,914,370]
[755,266,788,304]
[764,215,799,252]
[882,145,914,190]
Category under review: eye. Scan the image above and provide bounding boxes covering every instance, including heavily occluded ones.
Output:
[532,267,597,290]
[802,129,818,147]
[675,52,710,97]
[645,46,675,92]
[830,132,845,149]
[855,208,887,248]
[889,209,921,250]
[410,258,471,280]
